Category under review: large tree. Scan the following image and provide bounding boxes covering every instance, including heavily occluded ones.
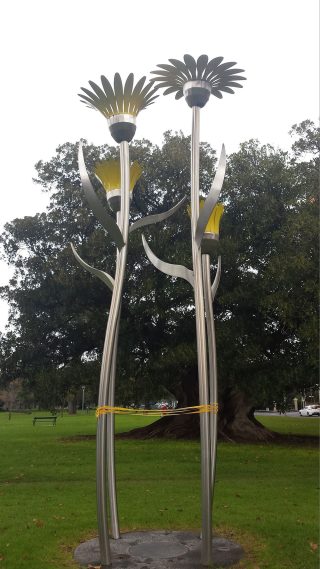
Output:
[0,123,318,438]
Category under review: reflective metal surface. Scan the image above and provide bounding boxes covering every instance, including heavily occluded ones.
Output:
[183,81,212,94]
[190,107,212,566]
[195,145,226,248]
[78,143,124,250]
[142,235,194,287]
[211,256,221,301]
[130,196,187,234]
[96,141,131,565]
[108,113,136,127]
[202,255,219,502]
[70,243,114,291]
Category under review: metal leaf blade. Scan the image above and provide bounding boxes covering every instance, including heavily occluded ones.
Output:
[196,54,209,78]
[195,144,226,248]
[123,73,134,112]
[183,54,197,79]
[78,143,124,250]
[129,196,187,234]
[71,243,114,291]
[101,75,118,114]
[211,89,223,99]
[203,56,224,79]
[142,235,194,287]
[113,73,124,113]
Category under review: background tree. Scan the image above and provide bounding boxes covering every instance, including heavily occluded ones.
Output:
[0,123,318,437]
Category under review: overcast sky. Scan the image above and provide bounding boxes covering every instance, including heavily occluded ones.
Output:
[0,0,318,331]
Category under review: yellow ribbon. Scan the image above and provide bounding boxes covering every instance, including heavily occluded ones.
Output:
[96,403,218,419]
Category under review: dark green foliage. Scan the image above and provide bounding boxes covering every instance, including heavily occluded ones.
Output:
[0,123,318,415]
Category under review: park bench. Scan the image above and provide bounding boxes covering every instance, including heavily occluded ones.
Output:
[33,416,57,426]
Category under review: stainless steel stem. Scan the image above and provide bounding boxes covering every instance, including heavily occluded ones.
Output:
[202,254,218,497]
[191,106,212,566]
[106,316,120,539]
[96,141,130,567]
[106,210,122,541]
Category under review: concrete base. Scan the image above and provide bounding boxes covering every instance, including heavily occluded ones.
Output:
[74,530,244,568]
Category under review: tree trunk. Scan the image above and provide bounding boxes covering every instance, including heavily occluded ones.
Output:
[118,388,275,442]
[67,393,77,415]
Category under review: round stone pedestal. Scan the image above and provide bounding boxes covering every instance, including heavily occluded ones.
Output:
[74,530,244,568]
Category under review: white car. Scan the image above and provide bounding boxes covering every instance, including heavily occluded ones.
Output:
[299,405,320,417]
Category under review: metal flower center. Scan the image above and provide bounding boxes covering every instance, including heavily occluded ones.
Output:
[183,81,212,108]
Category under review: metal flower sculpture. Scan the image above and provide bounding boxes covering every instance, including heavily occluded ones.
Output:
[79,73,158,142]
[150,53,246,106]
[142,54,245,566]
[73,72,185,568]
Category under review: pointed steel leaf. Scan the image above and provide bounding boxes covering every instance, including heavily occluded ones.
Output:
[131,76,146,98]
[168,58,192,80]
[195,144,226,248]
[101,75,118,114]
[88,81,113,114]
[150,69,178,77]
[147,80,176,89]
[183,54,197,79]
[163,86,179,95]
[196,54,209,79]
[142,235,194,287]
[203,56,224,79]
[88,81,110,103]
[80,87,103,106]
[222,68,245,75]
[130,196,187,234]
[113,73,124,113]
[224,81,244,88]
[211,256,221,300]
[71,243,114,291]
[78,93,100,107]
[129,76,147,113]
[219,86,235,94]
[211,89,223,99]
[123,73,134,112]
[78,143,124,250]
[140,94,159,110]
[175,90,184,99]
[155,63,178,72]
[216,61,237,72]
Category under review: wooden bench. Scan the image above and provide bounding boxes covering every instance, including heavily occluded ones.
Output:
[33,416,57,426]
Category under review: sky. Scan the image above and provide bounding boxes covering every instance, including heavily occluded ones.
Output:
[0,0,318,331]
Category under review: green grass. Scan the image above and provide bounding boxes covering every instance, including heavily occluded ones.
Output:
[258,414,319,437]
[0,412,318,569]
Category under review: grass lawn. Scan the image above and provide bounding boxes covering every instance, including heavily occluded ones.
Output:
[0,412,318,569]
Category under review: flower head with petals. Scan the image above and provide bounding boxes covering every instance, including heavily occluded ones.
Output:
[151,54,246,107]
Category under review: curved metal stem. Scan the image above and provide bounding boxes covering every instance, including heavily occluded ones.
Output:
[106,210,121,541]
[191,106,212,566]
[96,141,130,566]
[106,315,120,539]
[202,254,218,499]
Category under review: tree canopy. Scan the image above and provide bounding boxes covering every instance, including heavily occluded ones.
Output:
[0,122,318,422]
